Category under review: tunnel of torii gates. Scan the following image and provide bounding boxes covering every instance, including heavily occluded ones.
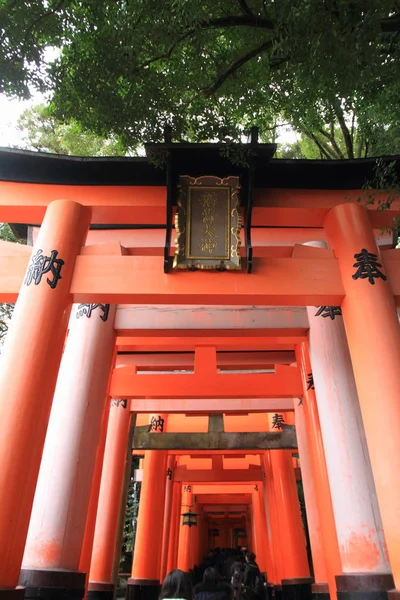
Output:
[1,141,400,600]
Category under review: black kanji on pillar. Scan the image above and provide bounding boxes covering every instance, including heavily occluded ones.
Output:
[184,485,192,492]
[24,249,64,289]
[306,372,315,390]
[315,306,342,320]
[352,248,387,285]
[76,303,110,322]
[148,415,165,432]
[167,468,173,480]
[271,413,286,430]
[111,399,127,409]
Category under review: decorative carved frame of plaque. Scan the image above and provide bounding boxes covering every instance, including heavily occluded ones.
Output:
[173,175,241,270]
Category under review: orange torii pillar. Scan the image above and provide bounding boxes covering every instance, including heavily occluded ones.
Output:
[198,510,208,563]
[297,344,342,600]
[262,452,284,596]
[266,414,312,600]
[294,401,329,599]
[177,485,193,573]
[20,302,117,600]
[0,200,90,599]
[306,294,392,598]
[258,484,274,598]
[160,455,176,582]
[246,511,254,553]
[251,486,268,576]
[87,398,134,600]
[127,415,168,600]
[195,510,204,566]
[79,402,113,586]
[167,482,182,574]
[325,203,400,598]
[261,450,283,591]
[191,503,201,570]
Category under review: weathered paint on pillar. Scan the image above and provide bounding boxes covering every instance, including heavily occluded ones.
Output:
[160,455,175,581]
[128,415,167,600]
[0,200,91,594]
[308,302,390,577]
[177,485,193,573]
[21,303,117,598]
[325,202,400,594]
[87,399,134,597]
[294,402,328,584]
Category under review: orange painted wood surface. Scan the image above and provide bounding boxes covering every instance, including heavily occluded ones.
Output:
[129,398,295,414]
[2,249,400,305]
[1,182,398,228]
[111,364,302,398]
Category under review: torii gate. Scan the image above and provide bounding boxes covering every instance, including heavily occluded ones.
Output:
[0,146,399,600]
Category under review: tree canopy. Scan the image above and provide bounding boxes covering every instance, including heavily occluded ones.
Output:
[15,104,125,155]
[1,0,399,156]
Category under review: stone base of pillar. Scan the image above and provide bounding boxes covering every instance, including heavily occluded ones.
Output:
[387,591,400,599]
[275,584,283,600]
[19,569,86,600]
[0,589,25,599]
[88,582,115,600]
[311,583,330,599]
[282,577,313,600]
[336,573,395,600]
[266,583,274,599]
[126,579,160,600]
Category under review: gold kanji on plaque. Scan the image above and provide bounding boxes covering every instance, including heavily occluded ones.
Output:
[173,175,241,270]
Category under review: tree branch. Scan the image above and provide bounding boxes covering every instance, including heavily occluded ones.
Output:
[202,14,274,30]
[131,14,274,74]
[23,0,66,49]
[203,43,287,96]
[318,125,345,159]
[333,103,354,158]
[131,30,196,73]
[238,0,257,19]
[303,129,337,160]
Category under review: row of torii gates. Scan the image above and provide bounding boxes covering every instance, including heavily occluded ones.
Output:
[0,147,400,600]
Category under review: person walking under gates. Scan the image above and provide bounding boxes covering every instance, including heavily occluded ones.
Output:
[160,569,193,600]
[194,567,233,600]
[230,555,244,600]
[243,552,265,600]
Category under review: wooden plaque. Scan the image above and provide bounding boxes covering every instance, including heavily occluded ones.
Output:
[173,175,241,270]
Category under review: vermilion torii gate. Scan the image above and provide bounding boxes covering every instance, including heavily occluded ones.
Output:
[0,146,399,600]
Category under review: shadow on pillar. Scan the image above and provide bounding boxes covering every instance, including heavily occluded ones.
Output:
[311,583,330,599]
[282,577,313,600]
[266,582,274,599]
[126,579,160,600]
[275,585,283,600]
[0,589,25,599]
[19,569,85,599]
[88,582,115,600]
[336,574,395,600]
